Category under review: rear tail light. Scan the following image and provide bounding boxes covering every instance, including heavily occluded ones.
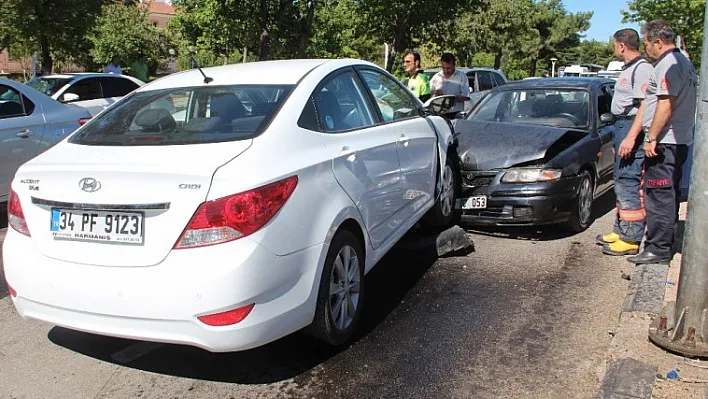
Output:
[174,176,298,249]
[8,189,31,236]
[78,117,91,126]
[198,303,255,326]
[7,284,17,298]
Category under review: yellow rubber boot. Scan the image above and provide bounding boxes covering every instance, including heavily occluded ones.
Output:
[603,240,640,256]
[596,232,620,245]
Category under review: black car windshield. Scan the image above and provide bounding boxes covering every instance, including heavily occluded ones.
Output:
[469,88,590,129]
[26,77,73,97]
[69,85,293,146]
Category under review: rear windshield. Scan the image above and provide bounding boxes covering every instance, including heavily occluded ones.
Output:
[26,77,73,96]
[69,85,293,146]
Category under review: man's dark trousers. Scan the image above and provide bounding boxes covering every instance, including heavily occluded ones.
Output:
[613,118,645,243]
[644,143,689,257]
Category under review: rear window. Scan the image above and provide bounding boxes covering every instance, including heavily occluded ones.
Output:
[69,85,293,146]
[26,77,73,96]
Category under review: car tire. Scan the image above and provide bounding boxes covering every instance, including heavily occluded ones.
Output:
[565,170,595,233]
[421,152,460,229]
[306,229,365,346]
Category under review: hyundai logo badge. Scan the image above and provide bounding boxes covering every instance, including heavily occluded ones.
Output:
[79,177,101,193]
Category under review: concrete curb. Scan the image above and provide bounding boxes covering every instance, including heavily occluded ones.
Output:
[599,263,668,399]
[599,202,691,399]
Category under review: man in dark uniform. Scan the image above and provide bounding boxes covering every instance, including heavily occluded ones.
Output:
[598,28,653,256]
[628,20,697,265]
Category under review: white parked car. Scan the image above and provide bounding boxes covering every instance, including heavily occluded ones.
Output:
[25,73,144,116]
[3,59,459,352]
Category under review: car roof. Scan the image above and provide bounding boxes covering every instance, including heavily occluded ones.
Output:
[41,73,126,78]
[141,58,377,91]
[498,77,614,90]
[37,73,145,85]
[424,67,503,73]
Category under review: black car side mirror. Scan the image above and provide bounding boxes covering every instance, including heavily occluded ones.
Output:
[422,95,456,116]
[599,112,615,124]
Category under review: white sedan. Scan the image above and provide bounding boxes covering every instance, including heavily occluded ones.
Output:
[25,73,144,116]
[3,59,459,352]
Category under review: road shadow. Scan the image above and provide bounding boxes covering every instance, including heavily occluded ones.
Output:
[461,190,617,242]
[47,228,450,384]
[0,207,7,229]
[673,219,685,255]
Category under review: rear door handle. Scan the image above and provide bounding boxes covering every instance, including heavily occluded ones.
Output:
[398,134,410,146]
[16,129,32,138]
[340,146,356,161]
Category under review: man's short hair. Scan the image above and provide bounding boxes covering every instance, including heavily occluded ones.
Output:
[642,20,676,44]
[613,28,640,51]
[403,50,421,65]
[441,52,456,64]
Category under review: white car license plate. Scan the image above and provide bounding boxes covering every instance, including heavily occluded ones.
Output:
[50,208,144,245]
[463,196,487,210]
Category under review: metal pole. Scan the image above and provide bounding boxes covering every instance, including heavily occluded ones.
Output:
[648,2,708,357]
[384,43,389,70]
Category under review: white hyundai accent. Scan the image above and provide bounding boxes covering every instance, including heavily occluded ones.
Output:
[3,58,460,352]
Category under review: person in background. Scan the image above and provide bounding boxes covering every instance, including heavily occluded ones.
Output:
[429,52,469,115]
[598,28,653,257]
[104,55,122,75]
[627,20,698,265]
[130,53,149,82]
[402,50,431,102]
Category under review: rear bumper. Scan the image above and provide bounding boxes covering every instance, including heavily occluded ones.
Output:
[457,175,582,227]
[2,230,324,352]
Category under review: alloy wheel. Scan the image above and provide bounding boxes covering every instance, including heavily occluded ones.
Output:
[440,163,455,217]
[328,245,361,331]
[578,176,593,225]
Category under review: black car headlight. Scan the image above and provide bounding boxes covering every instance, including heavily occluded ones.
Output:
[501,168,562,183]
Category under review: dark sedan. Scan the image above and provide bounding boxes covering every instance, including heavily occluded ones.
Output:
[452,78,617,232]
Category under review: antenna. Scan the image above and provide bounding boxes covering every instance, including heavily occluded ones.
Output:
[188,47,213,84]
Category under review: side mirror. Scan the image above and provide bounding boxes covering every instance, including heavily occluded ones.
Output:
[61,93,80,103]
[423,95,456,116]
[599,112,615,125]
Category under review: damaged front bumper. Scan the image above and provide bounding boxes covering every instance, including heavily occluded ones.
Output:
[456,173,583,227]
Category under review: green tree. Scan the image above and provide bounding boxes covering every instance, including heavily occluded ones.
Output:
[557,40,614,69]
[308,0,384,63]
[622,0,705,67]
[87,2,173,74]
[355,0,474,72]
[453,0,538,70]
[0,0,104,74]
[529,0,592,76]
[171,0,318,63]
[170,0,250,66]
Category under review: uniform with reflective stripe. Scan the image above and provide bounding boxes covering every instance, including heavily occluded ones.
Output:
[609,58,652,243]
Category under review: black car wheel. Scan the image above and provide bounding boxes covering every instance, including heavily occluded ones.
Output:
[421,152,460,229]
[306,229,364,346]
[565,170,594,232]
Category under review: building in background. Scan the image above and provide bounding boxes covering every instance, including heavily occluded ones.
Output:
[1,0,175,77]
[140,0,175,29]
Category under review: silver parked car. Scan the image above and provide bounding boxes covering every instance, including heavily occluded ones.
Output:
[424,67,508,112]
[0,78,92,203]
[25,73,144,116]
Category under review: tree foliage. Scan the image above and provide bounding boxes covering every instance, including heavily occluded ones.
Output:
[440,0,591,78]
[0,0,103,74]
[354,0,472,71]
[87,2,173,73]
[622,0,705,68]
[171,0,318,64]
[0,0,599,79]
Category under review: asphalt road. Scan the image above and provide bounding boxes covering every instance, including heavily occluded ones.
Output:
[0,194,633,398]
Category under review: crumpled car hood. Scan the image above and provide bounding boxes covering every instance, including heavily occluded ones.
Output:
[453,120,578,170]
